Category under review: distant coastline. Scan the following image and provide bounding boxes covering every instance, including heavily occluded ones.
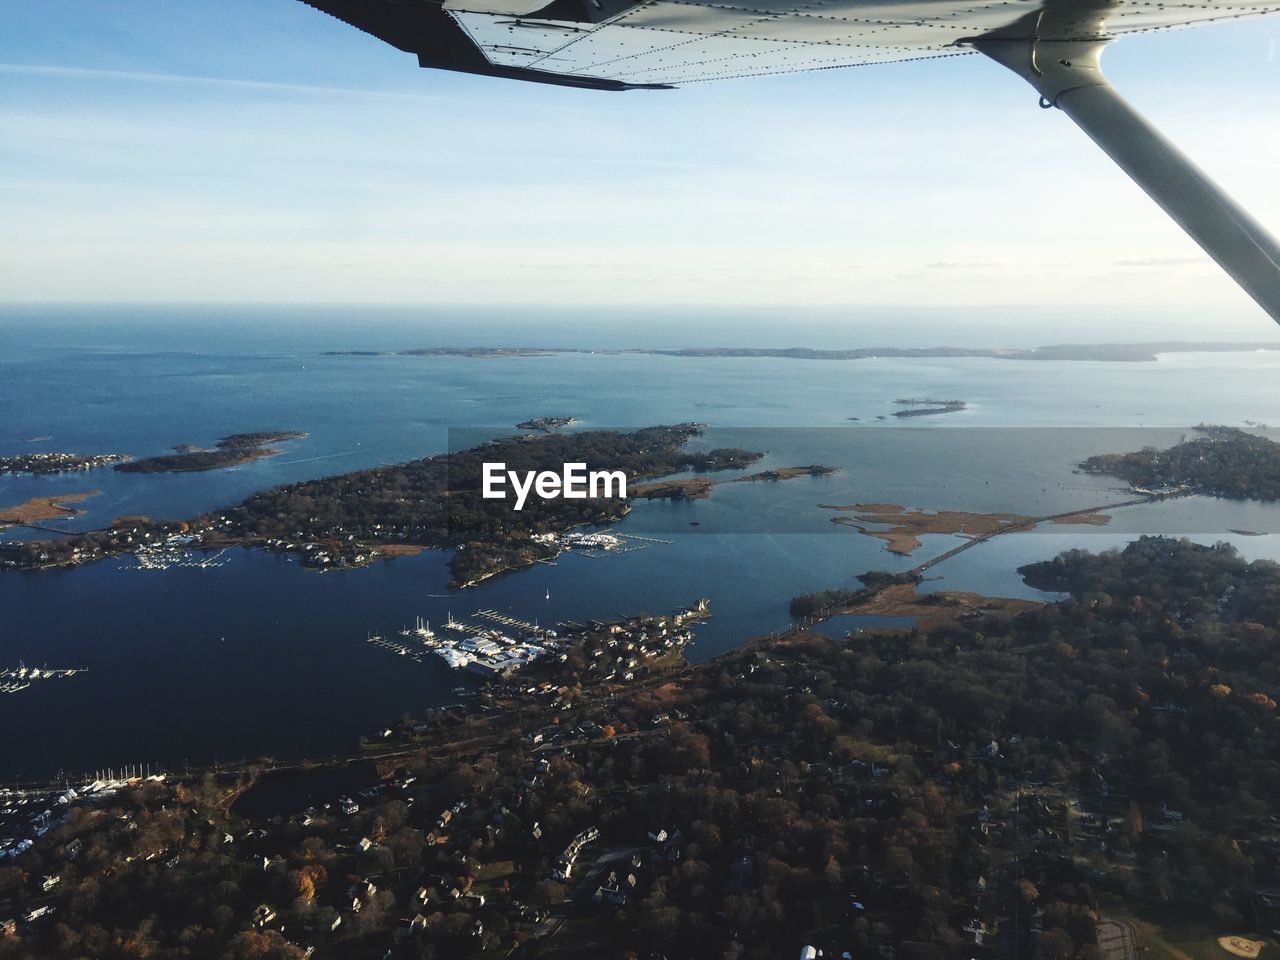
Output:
[323,341,1280,363]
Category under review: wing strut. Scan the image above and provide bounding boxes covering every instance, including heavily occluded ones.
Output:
[974,38,1280,326]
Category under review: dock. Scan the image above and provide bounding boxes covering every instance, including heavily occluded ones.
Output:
[364,634,424,661]
[559,530,674,558]
[441,614,489,637]
[476,609,544,634]
[0,664,89,695]
[128,545,231,571]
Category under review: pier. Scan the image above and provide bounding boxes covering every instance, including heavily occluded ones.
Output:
[476,609,544,634]
[442,614,488,637]
[364,634,424,661]
[559,529,675,558]
[129,545,231,571]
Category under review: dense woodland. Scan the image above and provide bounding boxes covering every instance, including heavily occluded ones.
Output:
[1082,426,1280,500]
[4,536,1279,960]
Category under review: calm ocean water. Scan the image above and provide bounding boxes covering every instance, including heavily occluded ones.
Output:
[3,305,1280,779]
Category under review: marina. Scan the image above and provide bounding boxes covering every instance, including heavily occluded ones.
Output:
[358,599,711,683]
[0,664,88,696]
[128,543,231,571]
[542,530,674,558]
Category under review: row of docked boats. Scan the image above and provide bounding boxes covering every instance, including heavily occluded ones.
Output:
[0,663,87,695]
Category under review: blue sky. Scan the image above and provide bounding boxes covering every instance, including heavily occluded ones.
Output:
[1,1,1278,330]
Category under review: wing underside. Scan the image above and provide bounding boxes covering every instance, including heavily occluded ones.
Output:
[303,0,1280,88]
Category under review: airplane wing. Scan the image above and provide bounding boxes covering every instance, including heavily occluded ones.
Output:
[302,0,1279,88]
[301,0,1280,325]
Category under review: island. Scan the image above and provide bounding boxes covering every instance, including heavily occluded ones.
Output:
[8,537,1280,960]
[115,431,307,474]
[1081,424,1280,500]
[398,347,555,359]
[516,416,578,432]
[0,426,790,586]
[632,464,839,501]
[891,397,967,417]
[0,452,130,475]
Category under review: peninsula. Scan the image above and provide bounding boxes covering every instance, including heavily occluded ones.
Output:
[822,502,1110,555]
[115,431,307,474]
[1081,424,1280,500]
[0,426,788,586]
[0,491,98,526]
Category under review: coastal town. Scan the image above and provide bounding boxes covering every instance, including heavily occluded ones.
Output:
[3,429,1280,958]
[3,537,1279,960]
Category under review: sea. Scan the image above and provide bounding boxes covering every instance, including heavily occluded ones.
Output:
[3,303,1280,780]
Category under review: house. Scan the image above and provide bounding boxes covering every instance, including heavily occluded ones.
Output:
[1161,802,1185,822]
[358,837,373,852]
[252,905,277,928]
[593,870,638,906]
